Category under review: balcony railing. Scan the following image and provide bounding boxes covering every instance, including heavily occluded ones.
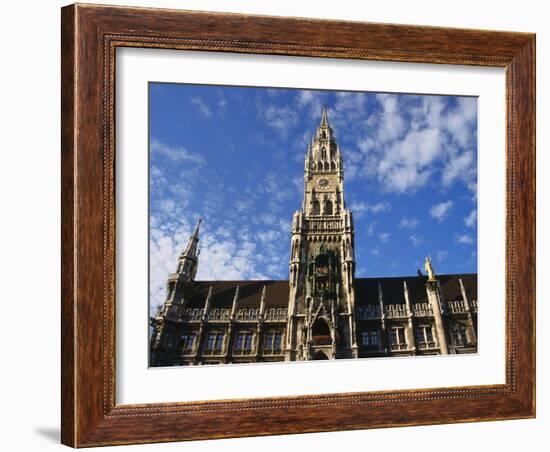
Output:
[304,218,343,232]
[447,300,466,314]
[412,303,433,317]
[181,307,287,322]
[385,304,408,318]
[356,305,380,320]
[264,308,288,321]
[235,308,259,321]
[182,308,204,321]
[206,308,231,321]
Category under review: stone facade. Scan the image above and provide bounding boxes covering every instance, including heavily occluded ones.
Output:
[150,108,478,367]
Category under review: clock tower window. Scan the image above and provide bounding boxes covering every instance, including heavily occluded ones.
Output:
[324,200,333,215]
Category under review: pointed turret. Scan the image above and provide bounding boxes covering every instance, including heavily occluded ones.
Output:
[176,218,202,282]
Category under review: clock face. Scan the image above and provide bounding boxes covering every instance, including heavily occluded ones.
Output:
[318,178,330,188]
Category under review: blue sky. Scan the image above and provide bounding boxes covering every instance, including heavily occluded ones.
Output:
[149,83,478,311]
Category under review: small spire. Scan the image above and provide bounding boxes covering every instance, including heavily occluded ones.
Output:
[259,285,267,317]
[320,106,329,127]
[181,218,202,259]
[231,285,240,317]
[192,218,202,238]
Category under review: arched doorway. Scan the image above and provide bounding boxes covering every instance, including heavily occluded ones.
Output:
[312,350,329,360]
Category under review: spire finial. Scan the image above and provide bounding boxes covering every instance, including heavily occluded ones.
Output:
[192,218,202,237]
[320,106,329,127]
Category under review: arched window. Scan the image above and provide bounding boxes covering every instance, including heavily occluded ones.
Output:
[321,146,326,160]
[312,200,320,215]
[325,200,333,215]
[322,130,327,138]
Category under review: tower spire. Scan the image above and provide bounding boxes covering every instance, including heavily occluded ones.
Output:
[320,106,329,127]
[176,218,202,282]
[182,218,201,258]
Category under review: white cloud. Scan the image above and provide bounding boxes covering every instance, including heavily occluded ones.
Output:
[430,201,453,222]
[349,201,391,218]
[257,229,281,242]
[409,234,422,247]
[464,209,477,228]
[341,93,477,195]
[151,139,206,165]
[149,221,277,313]
[296,91,333,124]
[376,93,406,142]
[442,149,475,188]
[366,222,376,236]
[456,234,474,245]
[376,128,441,193]
[378,232,390,243]
[399,217,419,229]
[436,250,449,262]
[190,95,212,118]
[258,104,298,139]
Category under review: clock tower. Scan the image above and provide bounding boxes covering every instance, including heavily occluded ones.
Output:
[285,107,358,361]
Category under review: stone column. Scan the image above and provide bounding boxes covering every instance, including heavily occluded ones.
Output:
[426,280,449,355]
[195,286,213,363]
[403,281,416,354]
[378,283,388,354]
[224,286,240,364]
[255,286,267,361]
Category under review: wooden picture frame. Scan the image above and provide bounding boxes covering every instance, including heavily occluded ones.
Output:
[61,3,535,447]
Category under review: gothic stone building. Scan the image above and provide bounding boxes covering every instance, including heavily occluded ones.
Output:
[150,108,478,366]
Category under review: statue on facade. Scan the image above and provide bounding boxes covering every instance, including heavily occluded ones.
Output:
[424,255,436,281]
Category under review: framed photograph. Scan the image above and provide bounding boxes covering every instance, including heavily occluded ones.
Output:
[61,3,535,447]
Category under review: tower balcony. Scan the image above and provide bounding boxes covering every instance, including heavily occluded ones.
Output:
[304,217,343,232]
